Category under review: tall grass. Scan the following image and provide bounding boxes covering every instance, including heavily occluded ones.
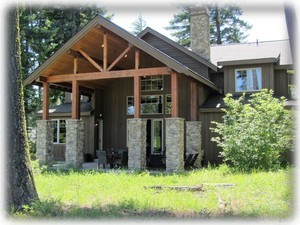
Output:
[15,164,294,219]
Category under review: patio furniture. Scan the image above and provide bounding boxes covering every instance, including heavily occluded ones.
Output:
[184,154,194,169]
[121,150,128,168]
[189,153,199,169]
[97,150,107,169]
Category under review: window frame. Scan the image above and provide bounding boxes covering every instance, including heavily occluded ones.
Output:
[52,119,66,144]
[235,67,262,93]
[126,95,164,115]
[141,75,164,92]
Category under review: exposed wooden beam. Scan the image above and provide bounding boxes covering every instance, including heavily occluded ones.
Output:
[72,79,80,119]
[78,48,103,72]
[103,32,108,71]
[135,49,140,69]
[107,45,132,71]
[47,67,171,83]
[134,76,141,118]
[42,82,50,120]
[73,57,78,74]
[190,81,198,121]
[171,72,178,117]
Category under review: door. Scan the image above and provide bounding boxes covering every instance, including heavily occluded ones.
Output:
[146,119,164,155]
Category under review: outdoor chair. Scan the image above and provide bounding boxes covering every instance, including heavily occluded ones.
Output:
[184,154,194,169]
[189,153,199,169]
[121,151,128,168]
[97,150,107,169]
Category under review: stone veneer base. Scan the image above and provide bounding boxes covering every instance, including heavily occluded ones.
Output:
[36,120,54,166]
[165,118,185,172]
[186,121,203,168]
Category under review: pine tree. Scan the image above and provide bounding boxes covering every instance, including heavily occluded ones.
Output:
[130,13,147,35]
[165,4,252,46]
[7,7,38,212]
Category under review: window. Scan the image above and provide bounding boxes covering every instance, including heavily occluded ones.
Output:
[165,94,172,114]
[141,76,163,91]
[53,120,66,144]
[127,95,163,115]
[235,68,262,92]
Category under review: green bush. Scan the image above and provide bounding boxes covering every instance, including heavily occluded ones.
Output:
[211,89,294,172]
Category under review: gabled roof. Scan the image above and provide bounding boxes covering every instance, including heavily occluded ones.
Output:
[210,39,293,68]
[138,27,218,71]
[24,15,222,93]
[37,101,93,115]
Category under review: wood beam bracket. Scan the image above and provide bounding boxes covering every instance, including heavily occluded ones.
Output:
[78,48,103,72]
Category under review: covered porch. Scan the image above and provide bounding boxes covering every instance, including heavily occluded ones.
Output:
[31,16,204,172]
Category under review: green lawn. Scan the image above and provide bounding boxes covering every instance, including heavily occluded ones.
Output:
[15,165,294,219]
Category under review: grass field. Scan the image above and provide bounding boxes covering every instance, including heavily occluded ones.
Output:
[14,164,294,219]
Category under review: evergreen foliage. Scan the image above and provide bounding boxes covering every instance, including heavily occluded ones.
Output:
[210,90,294,172]
[165,4,252,47]
[130,13,147,35]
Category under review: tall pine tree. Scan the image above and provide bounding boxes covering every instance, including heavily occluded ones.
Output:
[7,6,38,212]
[165,4,252,46]
[130,13,147,35]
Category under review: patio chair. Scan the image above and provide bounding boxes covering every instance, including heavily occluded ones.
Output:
[121,151,128,168]
[184,154,194,169]
[189,153,199,169]
[97,150,107,169]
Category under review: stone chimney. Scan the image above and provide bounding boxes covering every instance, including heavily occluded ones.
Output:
[190,6,210,60]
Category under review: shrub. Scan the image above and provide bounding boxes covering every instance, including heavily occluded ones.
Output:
[211,89,294,172]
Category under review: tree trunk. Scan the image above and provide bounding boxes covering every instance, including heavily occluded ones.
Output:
[7,7,38,212]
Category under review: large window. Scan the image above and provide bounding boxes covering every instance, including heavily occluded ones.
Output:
[141,76,163,91]
[53,119,66,144]
[235,68,262,92]
[165,94,172,114]
[127,95,163,115]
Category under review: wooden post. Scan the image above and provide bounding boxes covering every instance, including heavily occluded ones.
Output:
[103,32,108,71]
[135,49,140,69]
[134,76,141,118]
[72,79,80,119]
[171,72,179,117]
[42,82,49,120]
[190,81,198,121]
[72,57,80,119]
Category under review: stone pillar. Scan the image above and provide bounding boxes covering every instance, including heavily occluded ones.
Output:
[165,118,185,172]
[36,120,53,166]
[186,121,203,168]
[65,119,85,168]
[127,119,147,170]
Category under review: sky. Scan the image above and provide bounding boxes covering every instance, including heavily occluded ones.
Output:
[104,1,290,43]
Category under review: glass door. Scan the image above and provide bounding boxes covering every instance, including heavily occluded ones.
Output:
[152,119,163,154]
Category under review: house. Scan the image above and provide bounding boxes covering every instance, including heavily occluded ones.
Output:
[25,7,294,170]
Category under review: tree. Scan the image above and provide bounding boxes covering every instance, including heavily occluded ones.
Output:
[210,90,294,172]
[7,7,38,212]
[130,13,147,35]
[165,4,252,47]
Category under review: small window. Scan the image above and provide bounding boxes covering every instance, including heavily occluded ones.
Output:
[53,119,66,144]
[141,76,163,91]
[165,94,172,114]
[141,95,163,114]
[127,95,163,115]
[235,68,262,92]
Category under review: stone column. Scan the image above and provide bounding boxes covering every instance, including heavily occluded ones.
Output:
[65,119,85,168]
[165,118,185,172]
[36,120,53,166]
[186,121,203,168]
[127,119,147,170]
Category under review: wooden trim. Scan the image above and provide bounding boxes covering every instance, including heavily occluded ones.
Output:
[72,79,80,119]
[135,49,140,69]
[103,32,108,71]
[171,72,178,117]
[42,82,50,120]
[107,45,132,71]
[47,67,171,83]
[73,57,78,74]
[134,76,141,118]
[78,48,103,72]
[190,81,198,121]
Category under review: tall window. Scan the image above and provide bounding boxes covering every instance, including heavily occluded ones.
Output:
[235,68,262,92]
[141,76,163,91]
[53,120,66,144]
[165,94,172,114]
